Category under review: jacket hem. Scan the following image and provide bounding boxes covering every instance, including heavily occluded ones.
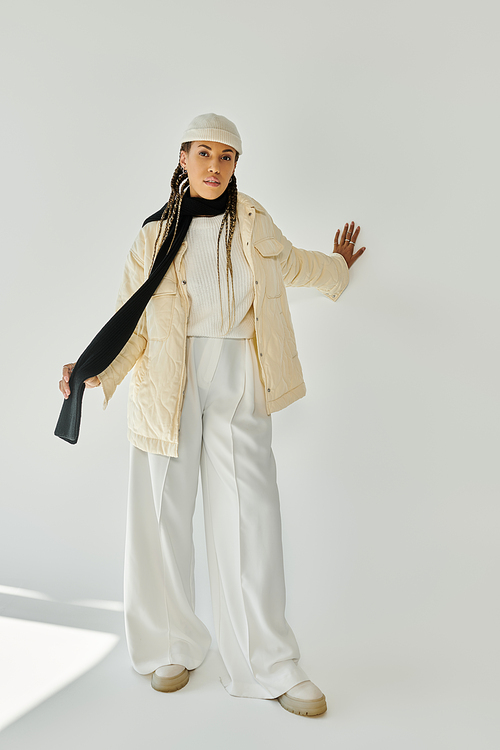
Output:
[267,381,306,414]
[128,429,179,458]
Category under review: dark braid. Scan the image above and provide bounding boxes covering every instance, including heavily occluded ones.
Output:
[148,163,188,274]
[152,142,240,334]
[216,173,238,334]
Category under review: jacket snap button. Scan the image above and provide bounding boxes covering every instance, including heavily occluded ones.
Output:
[260,352,263,356]
[256,317,259,321]
[267,388,271,392]
[182,280,187,284]
[255,280,258,284]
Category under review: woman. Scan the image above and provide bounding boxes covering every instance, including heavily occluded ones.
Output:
[59,113,365,717]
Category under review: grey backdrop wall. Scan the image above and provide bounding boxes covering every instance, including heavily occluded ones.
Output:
[1,0,498,741]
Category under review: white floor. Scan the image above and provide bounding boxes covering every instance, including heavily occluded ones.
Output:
[0,590,498,750]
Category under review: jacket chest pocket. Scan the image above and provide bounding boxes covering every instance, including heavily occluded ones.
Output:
[254,238,283,299]
[146,277,177,340]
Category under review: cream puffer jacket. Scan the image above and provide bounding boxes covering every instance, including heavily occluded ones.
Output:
[98,192,349,457]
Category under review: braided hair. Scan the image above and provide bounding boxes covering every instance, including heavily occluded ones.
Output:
[152,142,239,334]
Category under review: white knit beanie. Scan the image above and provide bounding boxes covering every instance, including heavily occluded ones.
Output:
[181,113,243,155]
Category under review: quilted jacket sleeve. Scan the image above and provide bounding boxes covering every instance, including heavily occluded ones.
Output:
[98,229,148,409]
[273,222,350,301]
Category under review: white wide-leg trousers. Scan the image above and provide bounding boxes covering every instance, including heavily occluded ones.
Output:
[124,336,308,698]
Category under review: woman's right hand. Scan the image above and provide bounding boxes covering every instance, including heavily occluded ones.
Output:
[59,363,101,399]
[333,221,366,268]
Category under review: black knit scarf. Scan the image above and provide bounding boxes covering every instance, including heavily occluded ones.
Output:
[55,187,230,444]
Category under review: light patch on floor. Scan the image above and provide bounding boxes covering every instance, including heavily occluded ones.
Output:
[0,585,54,601]
[67,599,124,612]
[0,585,123,612]
[0,615,119,731]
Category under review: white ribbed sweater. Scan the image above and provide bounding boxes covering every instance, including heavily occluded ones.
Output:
[183,215,255,338]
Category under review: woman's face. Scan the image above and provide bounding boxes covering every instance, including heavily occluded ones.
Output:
[179,140,237,200]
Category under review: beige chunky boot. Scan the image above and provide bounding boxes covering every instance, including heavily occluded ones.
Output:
[277,680,327,716]
[151,664,189,693]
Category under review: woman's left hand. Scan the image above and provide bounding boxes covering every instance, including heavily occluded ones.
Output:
[333,222,366,268]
